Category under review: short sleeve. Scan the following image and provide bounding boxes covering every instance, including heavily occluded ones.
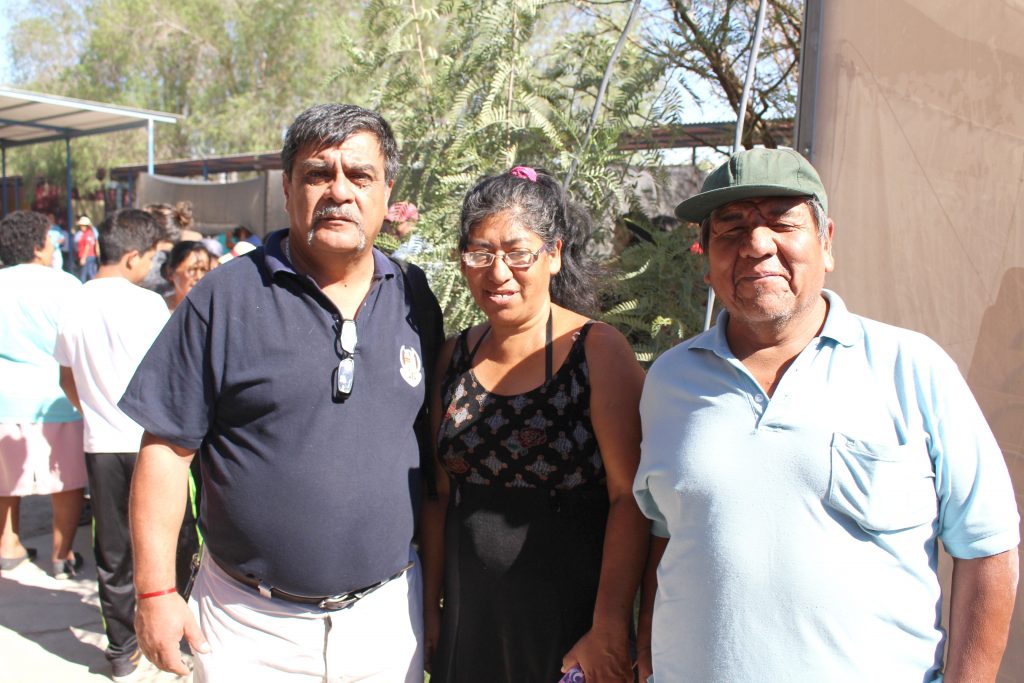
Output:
[53,292,79,367]
[53,327,71,367]
[119,298,215,451]
[927,347,1020,558]
[633,473,671,538]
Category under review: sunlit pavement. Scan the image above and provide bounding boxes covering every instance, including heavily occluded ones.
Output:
[0,509,188,683]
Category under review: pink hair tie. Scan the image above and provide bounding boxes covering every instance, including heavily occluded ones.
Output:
[510,166,538,182]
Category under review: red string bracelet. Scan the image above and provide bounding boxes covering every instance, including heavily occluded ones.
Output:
[137,587,178,600]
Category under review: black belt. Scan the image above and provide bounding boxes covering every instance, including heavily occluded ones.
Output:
[211,553,413,611]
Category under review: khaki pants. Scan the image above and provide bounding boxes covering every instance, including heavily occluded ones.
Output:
[189,549,423,683]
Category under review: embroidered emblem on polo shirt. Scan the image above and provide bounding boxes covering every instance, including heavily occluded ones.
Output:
[399,345,423,387]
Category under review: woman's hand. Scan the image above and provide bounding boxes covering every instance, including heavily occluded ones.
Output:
[561,624,634,683]
[423,601,442,672]
[636,646,653,683]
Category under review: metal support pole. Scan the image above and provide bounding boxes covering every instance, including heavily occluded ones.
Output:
[794,0,824,159]
[703,0,769,332]
[2,144,7,218]
[65,137,73,234]
[147,119,155,175]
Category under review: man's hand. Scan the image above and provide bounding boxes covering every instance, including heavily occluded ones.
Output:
[130,433,203,674]
[561,624,633,683]
[135,593,208,675]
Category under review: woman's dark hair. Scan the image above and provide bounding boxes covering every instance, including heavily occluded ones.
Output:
[0,210,49,266]
[144,201,194,242]
[459,169,597,313]
[161,240,212,281]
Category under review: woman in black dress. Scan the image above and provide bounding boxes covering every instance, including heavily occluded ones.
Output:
[421,167,649,682]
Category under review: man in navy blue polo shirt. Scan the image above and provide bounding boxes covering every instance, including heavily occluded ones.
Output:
[120,104,443,681]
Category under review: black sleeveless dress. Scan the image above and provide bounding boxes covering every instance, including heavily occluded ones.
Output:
[432,322,609,683]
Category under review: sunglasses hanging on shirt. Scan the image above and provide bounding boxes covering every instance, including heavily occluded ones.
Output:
[334,318,357,401]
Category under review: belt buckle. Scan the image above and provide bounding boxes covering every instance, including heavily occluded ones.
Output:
[319,591,361,611]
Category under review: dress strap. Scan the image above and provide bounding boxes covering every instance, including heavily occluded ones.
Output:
[441,330,473,402]
[568,320,597,360]
[466,326,491,364]
[545,308,553,382]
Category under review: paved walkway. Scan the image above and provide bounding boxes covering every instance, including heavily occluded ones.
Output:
[0,496,188,683]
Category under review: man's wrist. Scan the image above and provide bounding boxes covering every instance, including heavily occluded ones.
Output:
[137,586,178,600]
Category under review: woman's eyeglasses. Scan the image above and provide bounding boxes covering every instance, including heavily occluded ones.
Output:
[334,318,357,400]
[178,265,211,278]
[461,245,549,269]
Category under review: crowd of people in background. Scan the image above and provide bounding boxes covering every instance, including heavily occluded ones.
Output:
[0,202,217,680]
[0,103,1018,683]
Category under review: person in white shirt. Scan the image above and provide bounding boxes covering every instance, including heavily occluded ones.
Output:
[54,208,194,682]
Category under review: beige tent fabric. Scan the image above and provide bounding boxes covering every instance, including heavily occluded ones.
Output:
[136,172,289,236]
[265,170,289,233]
[807,1,1023,678]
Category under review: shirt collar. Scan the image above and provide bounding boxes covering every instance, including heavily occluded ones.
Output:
[817,289,861,347]
[264,228,396,282]
[689,288,862,358]
[689,309,733,358]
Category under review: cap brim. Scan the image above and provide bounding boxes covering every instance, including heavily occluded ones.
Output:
[675,185,814,223]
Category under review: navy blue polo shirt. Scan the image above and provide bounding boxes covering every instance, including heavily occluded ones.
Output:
[121,229,436,596]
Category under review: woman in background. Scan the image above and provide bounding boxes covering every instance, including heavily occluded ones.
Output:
[421,167,649,682]
[161,240,214,312]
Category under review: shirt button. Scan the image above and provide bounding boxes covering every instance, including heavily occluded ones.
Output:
[754,395,764,403]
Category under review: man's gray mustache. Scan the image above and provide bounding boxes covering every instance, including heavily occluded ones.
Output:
[312,206,360,224]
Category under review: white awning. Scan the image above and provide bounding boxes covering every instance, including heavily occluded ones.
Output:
[0,86,179,148]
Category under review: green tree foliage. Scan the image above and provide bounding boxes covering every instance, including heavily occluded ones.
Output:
[602,218,708,364]
[334,0,667,333]
[4,0,362,196]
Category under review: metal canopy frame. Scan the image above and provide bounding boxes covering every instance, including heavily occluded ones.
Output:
[110,150,282,182]
[0,86,179,227]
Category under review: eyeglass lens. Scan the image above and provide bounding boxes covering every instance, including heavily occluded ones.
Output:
[337,357,355,396]
[339,319,357,353]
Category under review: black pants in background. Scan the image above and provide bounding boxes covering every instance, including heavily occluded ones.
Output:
[84,452,199,662]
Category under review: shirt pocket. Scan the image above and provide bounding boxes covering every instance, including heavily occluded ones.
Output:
[826,432,936,532]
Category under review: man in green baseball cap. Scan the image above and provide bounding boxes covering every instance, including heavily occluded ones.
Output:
[633,148,1019,682]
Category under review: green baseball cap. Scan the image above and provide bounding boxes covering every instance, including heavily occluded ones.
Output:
[675,148,828,223]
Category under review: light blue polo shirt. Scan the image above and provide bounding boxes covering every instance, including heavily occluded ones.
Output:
[635,290,1019,683]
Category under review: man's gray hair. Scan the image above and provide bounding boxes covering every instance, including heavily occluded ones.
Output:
[280,104,399,182]
[698,197,829,253]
